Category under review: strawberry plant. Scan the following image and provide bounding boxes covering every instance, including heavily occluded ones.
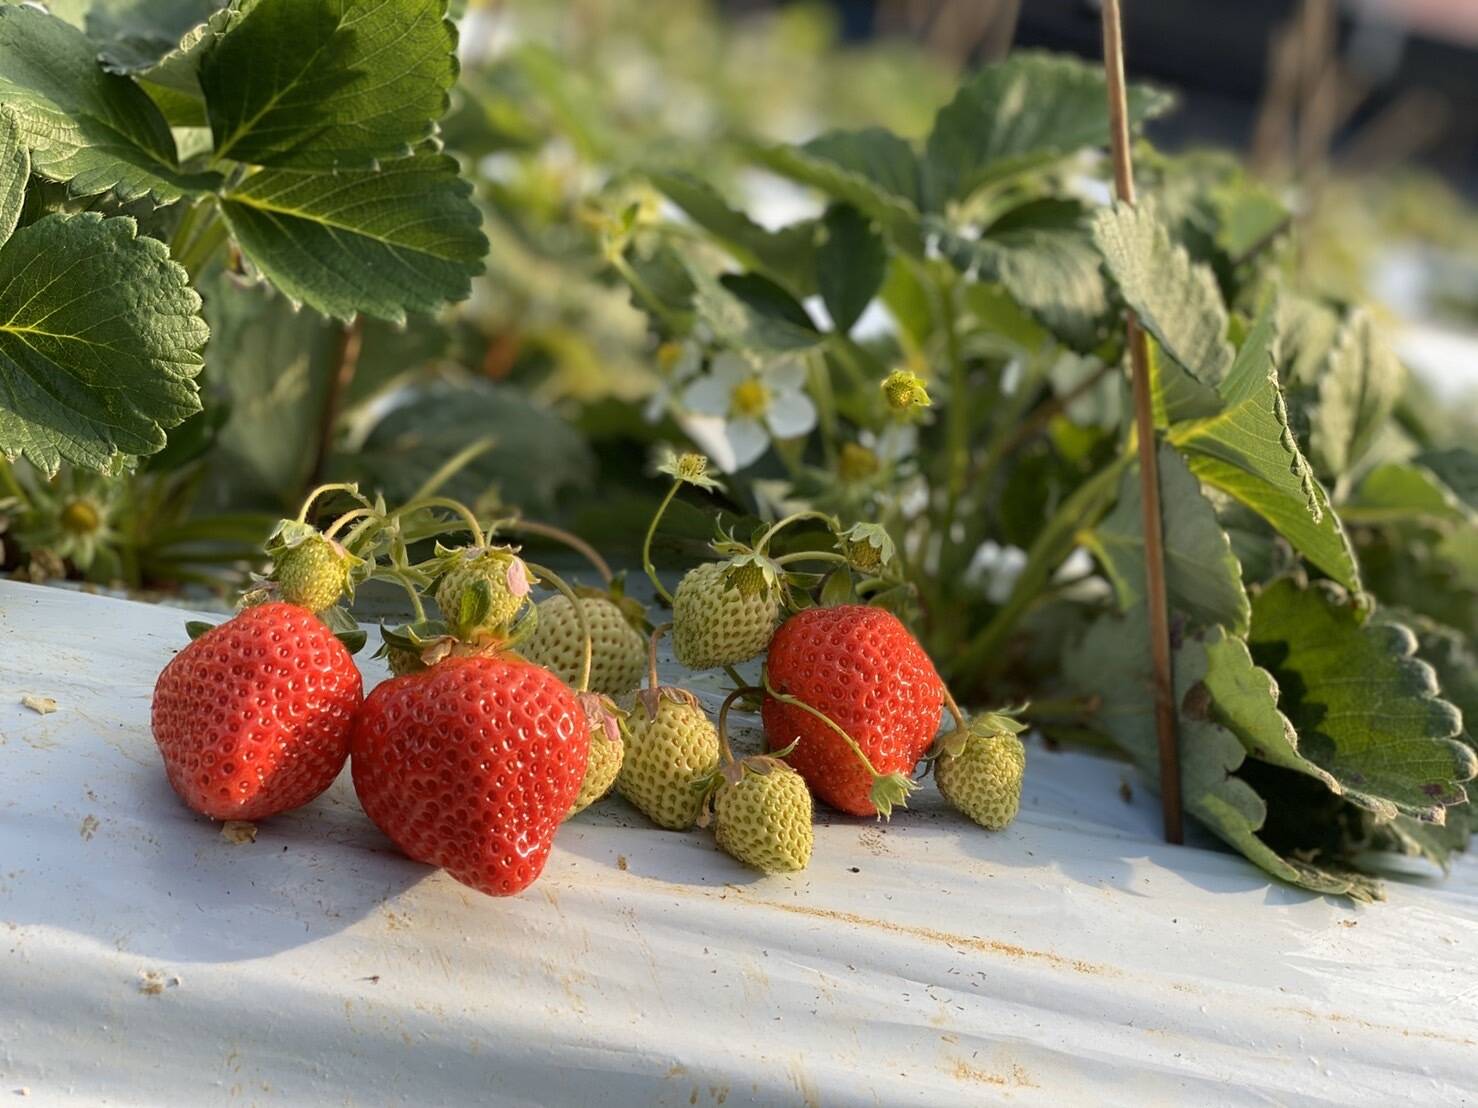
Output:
[604,51,1475,897]
[0,0,486,584]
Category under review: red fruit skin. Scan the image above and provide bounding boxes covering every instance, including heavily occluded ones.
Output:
[350,655,587,897]
[762,605,943,816]
[151,602,363,821]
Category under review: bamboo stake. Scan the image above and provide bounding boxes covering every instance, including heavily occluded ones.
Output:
[1099,0,1182,845]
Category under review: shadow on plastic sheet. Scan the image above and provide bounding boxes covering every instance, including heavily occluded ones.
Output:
[4,765,429,965]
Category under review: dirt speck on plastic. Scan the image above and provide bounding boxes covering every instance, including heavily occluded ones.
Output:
[20,695,57,715]
[221,821,257,844]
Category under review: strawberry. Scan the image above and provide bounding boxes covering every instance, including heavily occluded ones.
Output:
[151,602,363,820]
[671,559,781,670]
[432,544,532,640]
[351,653,586,897]
[933,711,1027,830]
[264,520,361,613]
[703,753,813,873]
[762,604,943,817]
[618,686,720,830]
[566,693,626,818]
[524,592,647,696]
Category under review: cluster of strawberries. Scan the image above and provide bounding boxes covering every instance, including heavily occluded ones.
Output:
[150,457,1026,899]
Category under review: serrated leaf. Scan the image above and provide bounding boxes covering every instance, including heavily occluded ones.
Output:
[682,259,820,356]
[0,4,218,202]
[219,150,487,323]
[817,203,885,334]
[0,212,207,474]
[201,0,457,171]
[1200,627,1340,791]
[58,0,226,75]
[1343,462,1470,525]
[1277,294,1342,392]
[1249,578,1474,821]
[750,128,923,252]
[1086,442,1250,635]
[1064,608,1380,900]
[1309,311,1404,479]
[0,105,24,246]
[1093,200,1233,393]
[935,216,1108,352]
[1170,304,1362,592]
[645,169,817,297]
[135,5,240,127]
[925,52,1173,207]
[1209,174,1288,261]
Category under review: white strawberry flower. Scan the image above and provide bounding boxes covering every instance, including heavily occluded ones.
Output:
[680,352,817,471]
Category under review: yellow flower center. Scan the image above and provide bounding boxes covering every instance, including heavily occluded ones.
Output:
[60,498,101,535]
[730,377,771,419]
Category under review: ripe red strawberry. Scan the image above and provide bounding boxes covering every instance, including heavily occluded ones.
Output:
[151,602,363,820]
[350,654,587,896]
[762,605,943,817]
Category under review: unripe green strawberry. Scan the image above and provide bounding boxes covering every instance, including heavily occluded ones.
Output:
[566,693,626,818]
[385,646,425,677]
[709,757,813,873]
[617,688,720,830]
[933,713,1027,830]
[434,547,532,639]
[524,593,647,696]
[275,534,355,612]
[672,561,781,670]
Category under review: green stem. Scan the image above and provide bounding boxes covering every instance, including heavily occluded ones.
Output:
[763,668,878,777]
[937,272,970,547]
[723,664,748,690]
[322,507,375,541]
[715,686,762,766]
[408,437,495,503]
[754,510,838,553]
[772,550,851,568]
[296,482,370,523]
[177,210,229,280]
[647,622,671,691]
[0,458,28,507]
[502,518,612,584]
[527,562,593,693]
[941,686,968,732]
[642,481,680,606]
[954,450,1132,679]
[377,569,427,622]
[611,252,684,333]
[396,496,485,547]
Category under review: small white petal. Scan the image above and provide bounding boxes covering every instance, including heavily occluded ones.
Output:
[682,373,733,416]
[766,356,808,390]
[725,418,770,468]
[671,342,703,380]
[709,351,754,386]
[678,412,738,473]
[765,390,817,438]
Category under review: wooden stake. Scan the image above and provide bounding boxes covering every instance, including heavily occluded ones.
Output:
[1100,0,1183,845]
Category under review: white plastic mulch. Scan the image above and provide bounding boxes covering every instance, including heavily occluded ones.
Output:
[0,579,1474,1105]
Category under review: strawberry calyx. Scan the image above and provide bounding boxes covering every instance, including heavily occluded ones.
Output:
[577,692,626,743]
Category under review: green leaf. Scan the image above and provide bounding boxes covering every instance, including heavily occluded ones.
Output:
[1249,578,1474,822]
[53,0,226,75]
[1309,311,1404,479]
[682,259,821,356]
[924,52,1173,207]
[0,212,207,474]
[219,150,487,323]
[1343,462,1470,525]
[0,4,218,202]
[1200,627,1340,792]
[201,0,457,170]
[197,273,334,504]
[0,105,24,246]
[644,169,817,297]
[1064,608,1380,900]
[1209,174,1288,261]
[1414,447,1478,512]
[750,127,923,251]
[1170,304,1362,593]
[342,378,594,516]
[935,216,1108,352]
[1085,442,1251,636]
[816,204,885,334]
[1093,200,1233,392]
